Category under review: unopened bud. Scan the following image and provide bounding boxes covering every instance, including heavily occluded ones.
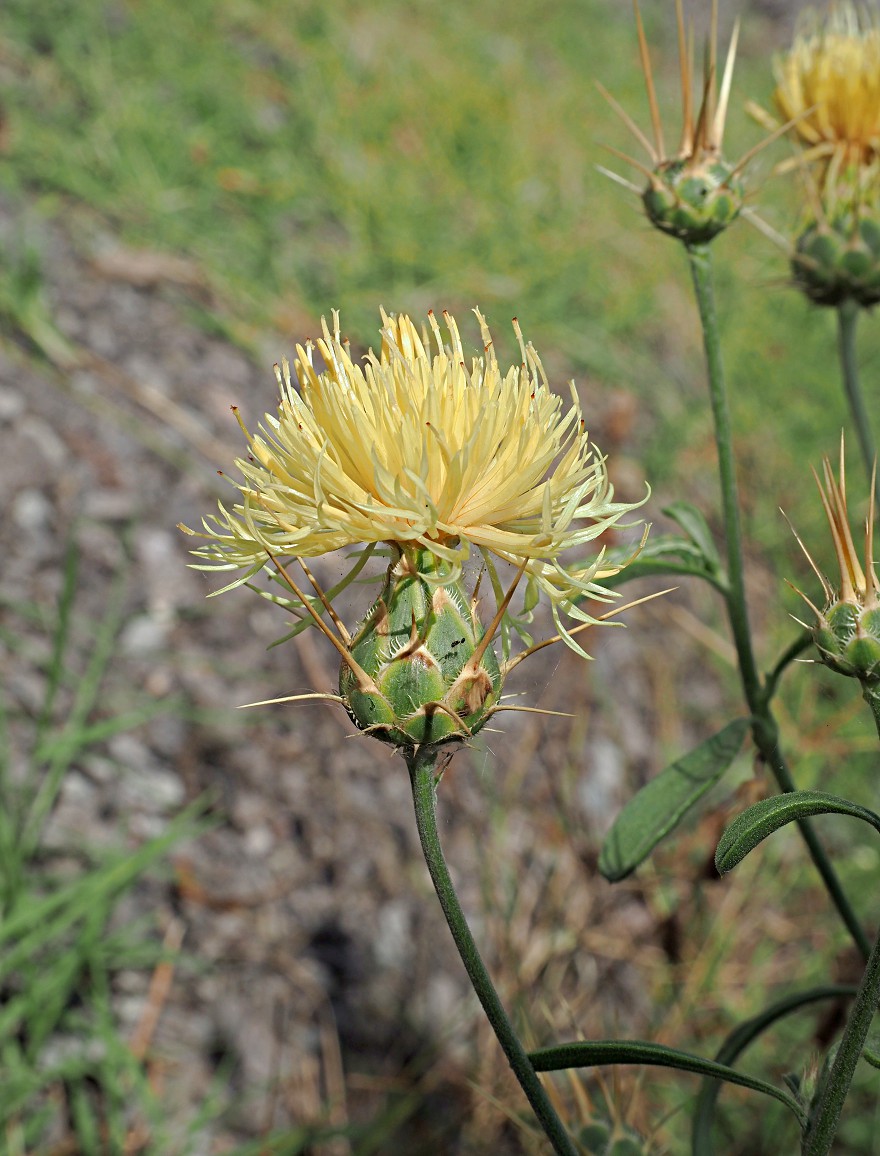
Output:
[339,547,502,749]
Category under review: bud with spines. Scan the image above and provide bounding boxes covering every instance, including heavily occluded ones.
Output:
[643,158,745,245]
[599,5,764,250]
[791,448,880,689]
[793,206,880,308]
[813,595,880,684]
[339,546,503,749]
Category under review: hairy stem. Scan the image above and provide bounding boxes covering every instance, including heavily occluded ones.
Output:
[406,746,579,1156]
[686,244,870,961]
[802,927,880,1156]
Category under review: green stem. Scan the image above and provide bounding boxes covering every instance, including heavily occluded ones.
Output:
[837,301,879,505]
[763,631,814,704]
[686,244,870,962]
[802,927,880,1155]
[406,747,579,1156]
[861,684,880,742]
[802,685,880,1153]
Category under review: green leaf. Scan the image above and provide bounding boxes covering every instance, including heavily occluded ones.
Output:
[527,1039,807,1129]
[599,718,750,882]
[600,534,726,591]
[662,501,721,571]
[692,985,856,1155]
[598,500,724,593]
[715,791,880,875]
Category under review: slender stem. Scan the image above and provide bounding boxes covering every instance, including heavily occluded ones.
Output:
[406,747,579,1156]
[837,301,879,505]
[802,925,880,1156]
[801,684,880,1153]
[862,684,880,742]
[764,631,814,704]
[686,244,870,961]
[686,245,761,702]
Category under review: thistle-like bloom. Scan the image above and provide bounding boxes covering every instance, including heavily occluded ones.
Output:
[599,1,776,245]
[182,309,643,648]
[790,443,880,685]
[747,6,880,305]
[772,2,880,184]
[181,309,652,749]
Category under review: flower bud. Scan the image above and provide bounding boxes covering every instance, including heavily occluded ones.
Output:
[339,547,502,749]
[791,445,880,689]
[813,599,880,684]
[793,209,880,308]
[643,159,745,245]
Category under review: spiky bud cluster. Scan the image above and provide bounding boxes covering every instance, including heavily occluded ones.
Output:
[813,596,880,683]
[643,158,745,245]
[792,207,880,308]
[599,4,772,250]
[791,447,880,688]
[339,547,503,749]
[579,1118,650,1156]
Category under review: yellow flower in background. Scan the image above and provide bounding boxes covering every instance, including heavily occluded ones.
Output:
[747,5,880,307]
[773,3,880,181]
[181,309,646,653]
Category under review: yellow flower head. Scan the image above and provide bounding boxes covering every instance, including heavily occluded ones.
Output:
[773,3,880,182]
[181,309,645,652]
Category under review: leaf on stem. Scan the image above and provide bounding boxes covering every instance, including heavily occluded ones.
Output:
[601,501,725,591]
[599,718,750,882]
[663,500,722,572]
[715,791,880,875]
[527,1038,807,1128]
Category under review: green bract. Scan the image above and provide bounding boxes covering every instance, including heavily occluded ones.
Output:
[793,210,880,307]
[339,548,502,749]
[642,159,744,245]
[814,600,880,684]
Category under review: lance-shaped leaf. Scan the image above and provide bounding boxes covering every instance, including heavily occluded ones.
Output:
[715,790,880,875]
[663,500,722,571]
[600,718,750,882]
[527,1038,807,1129]
[602,500,725,591]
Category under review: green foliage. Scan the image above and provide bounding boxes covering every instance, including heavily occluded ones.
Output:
[0,0,876,529]
[603,500,726,590]
[528,1038,807,1129]
[599,718,750,881]
[715,791,880,876]
[3,0,880,1149]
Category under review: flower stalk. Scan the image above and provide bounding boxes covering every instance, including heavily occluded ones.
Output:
[837,300,880,506]
[803,920,880,1155]
[406,746,579,1156]
[686,243,870,961]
